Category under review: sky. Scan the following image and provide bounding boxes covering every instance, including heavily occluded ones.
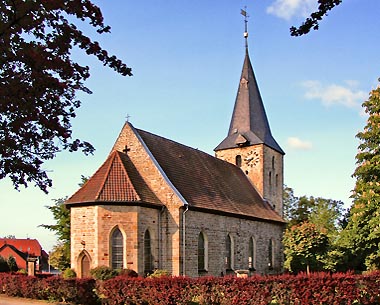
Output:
[1,0,379,252]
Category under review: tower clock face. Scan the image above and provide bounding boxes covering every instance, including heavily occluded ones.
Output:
[244,150,260,167]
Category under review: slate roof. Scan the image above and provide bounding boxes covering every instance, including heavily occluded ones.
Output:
[136,128,284,223]
[66,150,161,206]
[215,50,284,154]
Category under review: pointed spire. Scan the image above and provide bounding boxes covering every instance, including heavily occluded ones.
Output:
[215,10,284,154]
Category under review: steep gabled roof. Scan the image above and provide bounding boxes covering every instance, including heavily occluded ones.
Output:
[215,50,284,154]
[136,128,284,223]
[66,150,161,206]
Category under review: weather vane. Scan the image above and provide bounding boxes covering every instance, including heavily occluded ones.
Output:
[241,6,249,50]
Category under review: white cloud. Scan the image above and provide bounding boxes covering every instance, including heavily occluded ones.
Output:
[267,0,317,21]
[287,137,313,150]
[302,80,367,110]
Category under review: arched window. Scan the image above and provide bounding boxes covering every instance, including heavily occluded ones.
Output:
[269,171,272,194]
[248,237,256,270]
[111,227,123,270]
[225,234,233,270]
[235,155,242,167]
[78,251,91,278]
[275,174,279,188]
[268,238,274,269]
[144,229,153,274]
[198,232,208,272]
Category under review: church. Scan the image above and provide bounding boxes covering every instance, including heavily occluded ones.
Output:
[66,29,285,278]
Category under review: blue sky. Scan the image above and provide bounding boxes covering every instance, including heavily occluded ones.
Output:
[1,0,379,251]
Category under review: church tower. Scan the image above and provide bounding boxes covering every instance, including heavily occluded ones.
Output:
[215,12,285,216]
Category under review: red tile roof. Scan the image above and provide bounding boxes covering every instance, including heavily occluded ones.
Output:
[66,150,161,206]
[0,238,43,256]
[136,128,284,223]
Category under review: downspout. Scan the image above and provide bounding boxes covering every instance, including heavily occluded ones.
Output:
[158,205,165,270]
[182,204,189,276]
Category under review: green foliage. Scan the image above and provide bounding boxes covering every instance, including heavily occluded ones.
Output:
[62,268,77,279]
[49,242,71,271]
[283,222,329,273]
[0,256,10,272]
[148,269,170,278]
[40,197,70,270]
[40,198,70,243]
[283,186,345,234]
[90,266,119,280]
[17,269,27,275]
[283,187,347,272]
[343,86,380,271]
[290,0,343,36]
[0,0,132,192]
[7,256,18,272]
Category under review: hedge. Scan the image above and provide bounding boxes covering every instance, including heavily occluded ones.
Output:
[0,273,98,305]
[1,271,380,305]
[99,272,380,305]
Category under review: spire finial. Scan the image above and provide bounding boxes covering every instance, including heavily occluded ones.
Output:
[241,7,249,51]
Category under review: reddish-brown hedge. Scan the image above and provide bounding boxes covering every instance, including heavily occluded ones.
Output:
[1,271,380,305]
[0,273,98,305]
[99,272,380,305]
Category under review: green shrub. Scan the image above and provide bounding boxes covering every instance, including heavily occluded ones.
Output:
[147,269,170,278]
[90,266,118,280]
[7,256,18,272]
[17,269,27,275]
[119,268,138,278]
[62,268,77,279]
[0,256,10,272]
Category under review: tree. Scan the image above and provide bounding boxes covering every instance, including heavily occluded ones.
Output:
[40,197,70,270]
[282,186,347,272]
[0,256,10,272]
[49,242,70,271]
[343,85,380,271]
[283,221,329,274]
[40,177,87,270]
[283,186,345,232]
[2,235,15,239]
[7,255,18,272]
[290,0,343,36]
[0,0,132,193]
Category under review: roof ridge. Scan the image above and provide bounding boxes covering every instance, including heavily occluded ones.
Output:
[114,151,141,201]
[94,151,118,201]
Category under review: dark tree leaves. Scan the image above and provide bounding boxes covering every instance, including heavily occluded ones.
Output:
[0,0,132,193]
[290,0,343,36]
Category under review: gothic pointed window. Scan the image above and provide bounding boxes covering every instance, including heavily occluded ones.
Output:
[268,238,274,269]
[248,237,256,270]
[225,234,233,270]
[198,232,208,272]
[144,229,153,275]
[111,227,123,270]
[269,171,272,194]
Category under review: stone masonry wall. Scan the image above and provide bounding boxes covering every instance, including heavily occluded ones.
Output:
[215,144,284,217]
[184,209,284,278]
[111,123,183,275]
